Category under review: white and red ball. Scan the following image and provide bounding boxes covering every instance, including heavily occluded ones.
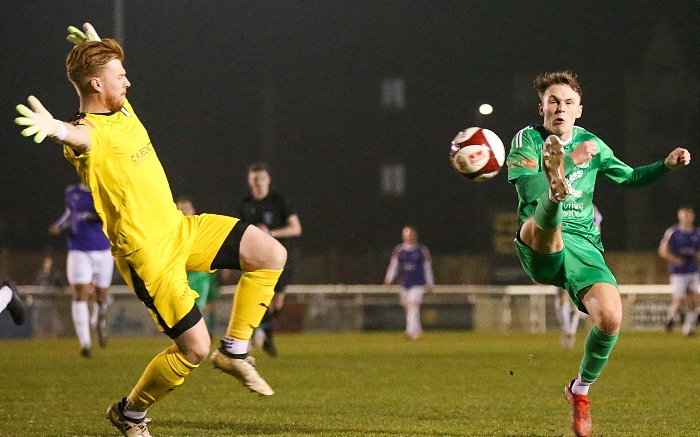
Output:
[449,127,505,181]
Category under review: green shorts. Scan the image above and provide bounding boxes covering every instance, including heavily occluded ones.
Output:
[514,231,617,313]
[188,271,221,308]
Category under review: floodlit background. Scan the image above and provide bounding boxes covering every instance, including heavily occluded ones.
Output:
[1,1,698,282]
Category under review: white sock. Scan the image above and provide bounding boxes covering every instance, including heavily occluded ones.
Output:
[561,298,572,332]
[71,301,92,348]
[90,301,99,328]
[222,336,250,355]
[571,375,592,395]
[568,311,581,336]
[682,310,697,335]
[123,398,147,420]
[0,286,12,311]
[554,297,564,327]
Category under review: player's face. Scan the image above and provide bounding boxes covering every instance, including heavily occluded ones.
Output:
[402,227,417,244]
[539,84,582,141]
[678,208,695,226]
[248,170,271,198]
[97,59,130,112]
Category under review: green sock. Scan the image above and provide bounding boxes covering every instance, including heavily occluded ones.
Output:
[534,191,563,231]
[579,327,619,383]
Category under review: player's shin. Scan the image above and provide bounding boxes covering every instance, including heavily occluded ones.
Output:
[126,344,197,414]
[534,190,564,231]
[224,269,281,345]
[578,326,618,387]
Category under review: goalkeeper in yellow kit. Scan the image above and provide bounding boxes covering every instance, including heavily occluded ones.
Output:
[15,24,285,437]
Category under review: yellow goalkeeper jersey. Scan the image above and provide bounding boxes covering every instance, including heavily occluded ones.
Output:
[64,99,181,256]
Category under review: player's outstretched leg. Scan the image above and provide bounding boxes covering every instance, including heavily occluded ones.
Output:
[210,224,285,395]
[0,280,25,326]
[106,398,152,437]
[543,135,569,202]
[211,269,280,394]
[565,380,592,437]
[211,269,278,395]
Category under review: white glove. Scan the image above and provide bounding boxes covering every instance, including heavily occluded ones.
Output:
[15,96,62,144]
[66,22,101,45]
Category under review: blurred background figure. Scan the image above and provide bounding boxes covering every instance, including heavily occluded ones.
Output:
[554,287,581,349]
[34,255,66,292]
[658,205,700,337]
[384,226,434,340]
[175,196,220,336]
[50,182,114,357]
[238,162,302,357]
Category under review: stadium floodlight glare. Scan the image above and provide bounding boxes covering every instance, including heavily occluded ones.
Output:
[479,103,493,115]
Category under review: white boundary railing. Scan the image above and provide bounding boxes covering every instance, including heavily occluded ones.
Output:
[14,284,671,334]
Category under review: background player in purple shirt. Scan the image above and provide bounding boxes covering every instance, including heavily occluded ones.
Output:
[50,182,114,357]
[658,205,700,336]
[384,226,434,340]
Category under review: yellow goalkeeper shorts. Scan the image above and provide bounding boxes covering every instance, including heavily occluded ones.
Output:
[114,213,238,338]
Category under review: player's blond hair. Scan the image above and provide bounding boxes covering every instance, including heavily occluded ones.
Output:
[66,39,124,93]
[533,71,582,99]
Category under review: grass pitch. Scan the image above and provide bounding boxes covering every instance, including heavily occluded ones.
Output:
[0,331,696,436]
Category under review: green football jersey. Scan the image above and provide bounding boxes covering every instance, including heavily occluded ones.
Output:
[507,125,669,250]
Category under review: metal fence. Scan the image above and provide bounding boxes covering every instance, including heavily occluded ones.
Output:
[0,284,673,339]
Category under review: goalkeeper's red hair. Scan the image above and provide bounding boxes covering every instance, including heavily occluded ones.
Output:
[66,39,124,94]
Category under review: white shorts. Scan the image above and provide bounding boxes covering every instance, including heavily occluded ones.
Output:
[67,249,114,288]
[670,272,700,299]
[400,286,425,307]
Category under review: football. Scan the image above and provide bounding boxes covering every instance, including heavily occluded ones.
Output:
[449,127,506,181]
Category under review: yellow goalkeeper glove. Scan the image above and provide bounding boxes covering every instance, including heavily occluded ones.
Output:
[15,96,65,144]
[66,22,101,45]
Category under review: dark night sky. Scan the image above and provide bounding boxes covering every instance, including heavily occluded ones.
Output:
[1,1,698,255]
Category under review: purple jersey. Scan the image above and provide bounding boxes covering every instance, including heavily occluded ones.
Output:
[53,184,111,251]
[385,244,434,289]
[660,225,700,274]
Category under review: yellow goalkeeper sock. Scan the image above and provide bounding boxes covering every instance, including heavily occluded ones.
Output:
[225,269,282,341]
[127,344,198,411]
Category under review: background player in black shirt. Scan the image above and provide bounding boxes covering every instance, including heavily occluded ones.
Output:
[238,162,302,356]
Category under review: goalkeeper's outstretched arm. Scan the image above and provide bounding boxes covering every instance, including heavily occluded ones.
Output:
[14,24,104,152]
[15,95,92,154]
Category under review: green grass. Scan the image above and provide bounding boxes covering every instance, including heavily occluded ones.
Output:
[0,331,696,436]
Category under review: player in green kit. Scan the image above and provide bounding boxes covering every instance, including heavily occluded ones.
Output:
[506,71,691,437]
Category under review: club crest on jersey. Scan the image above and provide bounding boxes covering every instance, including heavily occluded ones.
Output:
[131,143,154,165]
[566,170,583,198]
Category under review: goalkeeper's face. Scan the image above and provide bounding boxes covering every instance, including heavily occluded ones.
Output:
[98,59,130,112]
